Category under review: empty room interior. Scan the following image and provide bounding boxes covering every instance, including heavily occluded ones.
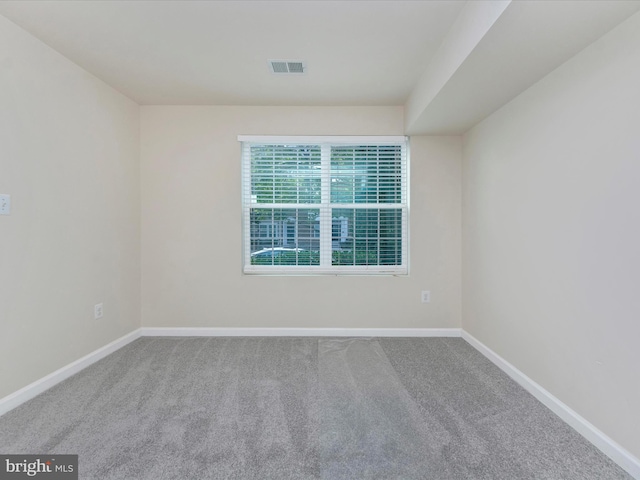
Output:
[1,0,639,478]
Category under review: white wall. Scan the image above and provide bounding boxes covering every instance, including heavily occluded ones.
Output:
[462,11,640,459]
[141,106,461,329]
[0,16,140,399]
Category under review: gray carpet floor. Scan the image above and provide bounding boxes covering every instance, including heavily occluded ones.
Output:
[0,337,631,479]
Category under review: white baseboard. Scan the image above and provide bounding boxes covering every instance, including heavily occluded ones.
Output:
[140,327,462,337]
[0,328,142,417]
[461,330,640,479]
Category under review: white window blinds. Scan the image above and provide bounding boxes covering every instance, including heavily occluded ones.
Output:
[240,136,408,275]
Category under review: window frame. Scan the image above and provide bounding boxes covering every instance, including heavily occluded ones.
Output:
[239,135,409,275]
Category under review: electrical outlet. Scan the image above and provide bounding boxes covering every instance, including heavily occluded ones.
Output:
[0,194,10,215]
[94,303,104,320]
[421,291,431,303]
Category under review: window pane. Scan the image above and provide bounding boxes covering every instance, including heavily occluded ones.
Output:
[250,208,320,265]
[331,208,403,266]
[251,145,321,204]
[330,145,403,204]
[242,137,407,274]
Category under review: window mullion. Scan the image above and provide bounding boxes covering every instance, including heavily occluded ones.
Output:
[320,144,332,267]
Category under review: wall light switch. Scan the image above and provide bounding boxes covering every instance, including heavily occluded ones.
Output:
[0,194,10,215]
[421,291,431,303]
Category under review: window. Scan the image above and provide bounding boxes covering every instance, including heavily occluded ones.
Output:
[240,136,408,274]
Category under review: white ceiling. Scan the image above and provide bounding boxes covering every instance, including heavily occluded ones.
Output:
[0,0,639,134]
[406,0,640,134]
[0,0,465,106]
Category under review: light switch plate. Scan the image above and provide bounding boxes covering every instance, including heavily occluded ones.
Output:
[94,303,104,320]
[0,194,10,215]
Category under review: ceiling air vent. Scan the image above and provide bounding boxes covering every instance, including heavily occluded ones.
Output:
[269,60,306,74]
